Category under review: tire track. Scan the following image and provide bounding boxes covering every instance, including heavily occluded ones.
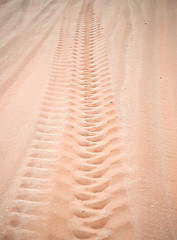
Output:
[1,1,134,239]
[0,19,68,240]
[54,1,134,239]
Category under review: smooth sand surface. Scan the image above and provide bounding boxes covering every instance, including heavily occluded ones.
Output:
[0,0,177,239]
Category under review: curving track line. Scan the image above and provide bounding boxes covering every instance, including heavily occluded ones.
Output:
[0,1,134,240]
[0,19,68,240]
[54,1,134,239]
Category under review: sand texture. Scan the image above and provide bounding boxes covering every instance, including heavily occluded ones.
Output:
[0,0,177,239]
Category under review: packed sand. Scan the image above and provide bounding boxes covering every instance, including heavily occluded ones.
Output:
[0,0,177,239]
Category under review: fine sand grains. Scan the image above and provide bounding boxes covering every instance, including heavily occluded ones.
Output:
[0,0,177,240]
[0,1,133,239]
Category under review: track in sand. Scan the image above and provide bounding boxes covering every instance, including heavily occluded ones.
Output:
[1,0,177,240]
[0,1,133,240]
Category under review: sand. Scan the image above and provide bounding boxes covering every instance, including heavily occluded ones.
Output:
[0,0,177,239]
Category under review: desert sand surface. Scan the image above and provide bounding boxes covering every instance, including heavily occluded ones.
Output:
[0,0,177,239]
